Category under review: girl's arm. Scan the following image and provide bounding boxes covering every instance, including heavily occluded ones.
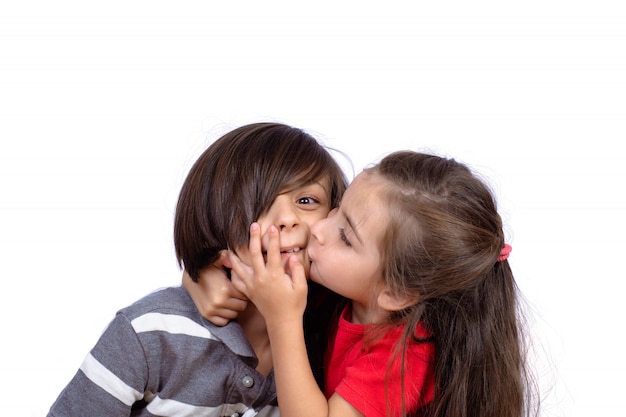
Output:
[182,252,248,326]
[229,224,363,417]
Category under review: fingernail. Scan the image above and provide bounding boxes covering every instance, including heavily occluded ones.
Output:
[251,223,259,232]
[270,225,277,233]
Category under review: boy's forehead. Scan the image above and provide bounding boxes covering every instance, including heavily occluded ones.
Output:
[279,176,331,195]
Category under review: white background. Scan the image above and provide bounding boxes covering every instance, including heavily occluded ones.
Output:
[1,1,624,416]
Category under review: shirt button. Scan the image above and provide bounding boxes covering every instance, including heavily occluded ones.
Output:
[242,376,254,388]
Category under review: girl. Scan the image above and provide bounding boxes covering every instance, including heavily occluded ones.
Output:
[47,122,347,417]
[228,151,536,417]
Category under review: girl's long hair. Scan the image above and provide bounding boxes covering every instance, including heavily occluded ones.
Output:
[370,151,537,417]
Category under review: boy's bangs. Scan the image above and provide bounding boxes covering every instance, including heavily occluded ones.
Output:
[277,157,330,193]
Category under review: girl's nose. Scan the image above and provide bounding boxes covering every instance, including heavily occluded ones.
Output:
[310,216,325,245]
[311,207,337,246]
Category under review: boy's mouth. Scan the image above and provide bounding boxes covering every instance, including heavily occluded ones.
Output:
[261,246,303,257]
[281,247,302,254]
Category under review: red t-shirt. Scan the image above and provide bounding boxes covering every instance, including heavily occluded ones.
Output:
[324,305,435,417]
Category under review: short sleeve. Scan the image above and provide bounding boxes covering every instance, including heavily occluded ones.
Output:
[47,314,148,416]
[334,335,434,417]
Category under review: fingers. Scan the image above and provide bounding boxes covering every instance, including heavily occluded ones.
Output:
[205,305,246,327]
[248,222,266,272]
[266,225,282,272]
[229,265,249,296]
[227,279,249,301]
[183,265,249,326]
[288,255,308,291]
[215,278,249,308]
[204,295,249,326]
[207,316,230,327]
[228,222,288,298]
[228,251,251,295]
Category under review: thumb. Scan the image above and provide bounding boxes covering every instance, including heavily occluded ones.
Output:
[288,255,307,290]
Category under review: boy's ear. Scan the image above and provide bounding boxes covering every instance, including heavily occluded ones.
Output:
[377,287,418,312]
[213,250,232,269]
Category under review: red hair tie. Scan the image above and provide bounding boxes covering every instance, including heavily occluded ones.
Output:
[497,244,512,262]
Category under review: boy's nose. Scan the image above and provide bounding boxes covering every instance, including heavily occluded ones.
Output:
[270,197,299,231]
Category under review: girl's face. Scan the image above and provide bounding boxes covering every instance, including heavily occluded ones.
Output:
[236,178,332,277]
[307,172,390,318]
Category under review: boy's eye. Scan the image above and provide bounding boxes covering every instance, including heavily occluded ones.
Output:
[296,196,319,205]
[339,228,352,247]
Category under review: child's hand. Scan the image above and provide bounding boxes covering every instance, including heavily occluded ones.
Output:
[182,251,249,326]
[229,223,308,327]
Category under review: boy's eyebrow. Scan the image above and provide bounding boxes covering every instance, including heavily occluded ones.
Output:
[344,213,363,245]
[309,180,330,198]
[316,180,329,194]
[280,180,329,197]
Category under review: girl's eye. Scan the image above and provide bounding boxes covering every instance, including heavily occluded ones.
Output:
[339,228,352,247]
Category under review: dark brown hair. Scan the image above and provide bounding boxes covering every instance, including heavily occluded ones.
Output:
[174,122,347,281]
[368,151,537,417]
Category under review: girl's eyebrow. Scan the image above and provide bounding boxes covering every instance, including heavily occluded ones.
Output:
[344,213,363,245]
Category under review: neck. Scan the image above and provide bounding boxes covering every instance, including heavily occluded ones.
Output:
[350,301,390,325]
[238,303,273,376]
[183,268,273,375]
[238,303,268,341]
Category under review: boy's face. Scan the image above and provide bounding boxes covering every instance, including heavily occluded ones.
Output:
[235,178,332,277]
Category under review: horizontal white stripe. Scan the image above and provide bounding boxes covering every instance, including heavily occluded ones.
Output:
[131,312,215,339]
[147,396,250,417]
[80,353,143,406]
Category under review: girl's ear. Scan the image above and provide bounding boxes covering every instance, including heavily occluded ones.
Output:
[377,287,418,312]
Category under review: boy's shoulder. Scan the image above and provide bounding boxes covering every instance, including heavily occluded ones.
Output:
[118,285,196,320]
[114,285,256,358]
